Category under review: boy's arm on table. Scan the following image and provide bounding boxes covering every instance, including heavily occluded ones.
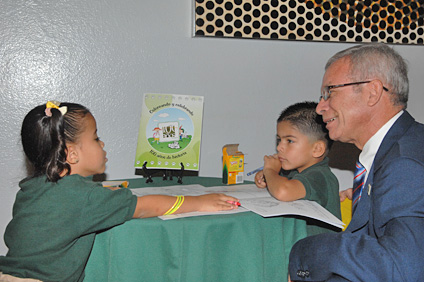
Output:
[256,154,306,202]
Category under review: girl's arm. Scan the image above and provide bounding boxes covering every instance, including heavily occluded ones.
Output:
[262,155,306,202]
[133,194,239,218]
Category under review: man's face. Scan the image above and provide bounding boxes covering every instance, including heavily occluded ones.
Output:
[316,58,368,148]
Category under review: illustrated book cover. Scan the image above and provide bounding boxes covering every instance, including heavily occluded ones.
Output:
[134,93,204,171]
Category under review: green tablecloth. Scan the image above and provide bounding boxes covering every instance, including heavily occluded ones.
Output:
[84,177,309,282]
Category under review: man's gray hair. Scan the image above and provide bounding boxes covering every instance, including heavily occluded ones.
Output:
[325,43,409,108]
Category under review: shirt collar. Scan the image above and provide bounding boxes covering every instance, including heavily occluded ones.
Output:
[359,110,404,175]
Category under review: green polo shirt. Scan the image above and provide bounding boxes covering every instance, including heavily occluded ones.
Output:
[0,174,137,282]
[286,157,341,235]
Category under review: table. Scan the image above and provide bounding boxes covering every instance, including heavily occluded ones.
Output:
[84,177,310,282]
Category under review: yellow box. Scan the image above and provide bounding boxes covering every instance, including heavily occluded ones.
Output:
[340,198,352,231]
[222,144,244,184]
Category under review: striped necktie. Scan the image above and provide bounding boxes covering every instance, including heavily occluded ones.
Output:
[352,161,366,214]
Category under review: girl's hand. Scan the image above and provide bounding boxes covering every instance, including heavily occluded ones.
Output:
[339,188,353,202]
[195,193,240,212]
[254,170,267,188]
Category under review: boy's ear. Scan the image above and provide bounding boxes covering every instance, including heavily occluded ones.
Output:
[66,144,80,165]
[312,140,326,158]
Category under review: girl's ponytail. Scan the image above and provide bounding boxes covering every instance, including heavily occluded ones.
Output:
[21,102,90,182]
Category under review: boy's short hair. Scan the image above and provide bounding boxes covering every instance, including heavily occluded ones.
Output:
[277,101,333,154]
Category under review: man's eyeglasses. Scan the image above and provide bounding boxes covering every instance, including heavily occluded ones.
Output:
[319,80,389,102]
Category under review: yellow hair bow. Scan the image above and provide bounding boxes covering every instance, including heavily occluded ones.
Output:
[45,101,67,116]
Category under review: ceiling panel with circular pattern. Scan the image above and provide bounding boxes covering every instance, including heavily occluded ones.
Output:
[194,0,424,45]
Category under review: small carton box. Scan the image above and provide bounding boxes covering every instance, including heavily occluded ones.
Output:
[222,144,244,184]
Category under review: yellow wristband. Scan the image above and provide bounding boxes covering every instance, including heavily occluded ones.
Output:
[163,196,180,215]
[164,196,184,215]
[171,195,184,214]
[163,196,184,215]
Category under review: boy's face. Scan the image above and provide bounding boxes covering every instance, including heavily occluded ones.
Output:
[276,120,317,173]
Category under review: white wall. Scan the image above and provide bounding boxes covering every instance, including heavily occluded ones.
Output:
[1,0,424,254]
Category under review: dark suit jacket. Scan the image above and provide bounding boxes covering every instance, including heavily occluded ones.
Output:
[288,111,424,282]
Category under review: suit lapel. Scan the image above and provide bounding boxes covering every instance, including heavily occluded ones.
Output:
[347,111,415,232]
[372,111,414,172]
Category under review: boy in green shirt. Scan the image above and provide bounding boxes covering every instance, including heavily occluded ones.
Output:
[255,101,341,232]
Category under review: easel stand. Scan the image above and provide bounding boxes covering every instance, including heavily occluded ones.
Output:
[142,161,185,184]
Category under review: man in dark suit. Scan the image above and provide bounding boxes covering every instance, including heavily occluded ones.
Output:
[288,43,424,281]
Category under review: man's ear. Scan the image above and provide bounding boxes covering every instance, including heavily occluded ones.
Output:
[312,140,326,158]
[66,144,80,165]
[367,79,385,107]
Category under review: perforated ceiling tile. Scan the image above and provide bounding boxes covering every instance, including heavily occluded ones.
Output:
[194,0,424,44]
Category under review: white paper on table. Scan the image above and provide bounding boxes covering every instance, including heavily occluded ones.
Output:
[130,183,344,228]
[130,184,207,197]
[200,184,271,199]
[241,198,344,229]
[159,207,249,220]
